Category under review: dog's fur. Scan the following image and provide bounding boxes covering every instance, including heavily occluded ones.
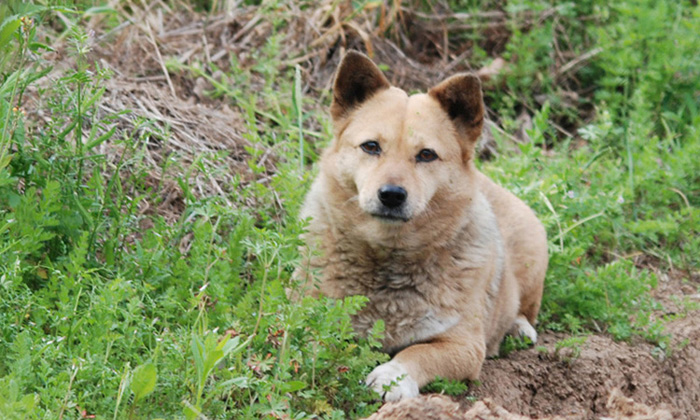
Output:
[296,51,548,401]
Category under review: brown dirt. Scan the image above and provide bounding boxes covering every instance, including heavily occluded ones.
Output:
[469,311,699,419]
[26,3,699,419]
[366,390,678,420]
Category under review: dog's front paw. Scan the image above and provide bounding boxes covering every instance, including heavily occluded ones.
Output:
[366,360,419,401]
[512,315,538,344]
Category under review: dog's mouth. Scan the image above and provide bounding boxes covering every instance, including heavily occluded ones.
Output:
[370,209,411,223]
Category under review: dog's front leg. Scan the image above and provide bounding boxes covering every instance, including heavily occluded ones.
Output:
[366,332,485,401]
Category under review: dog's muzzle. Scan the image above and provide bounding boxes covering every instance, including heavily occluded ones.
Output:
[372,184,410,222]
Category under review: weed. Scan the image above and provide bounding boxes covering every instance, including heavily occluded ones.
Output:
[421,377,469,396]
[553,336,588,364]
[499,335,534,357]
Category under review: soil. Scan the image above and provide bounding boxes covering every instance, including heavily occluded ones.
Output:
[470,312,699,419]
[28,3,700,419]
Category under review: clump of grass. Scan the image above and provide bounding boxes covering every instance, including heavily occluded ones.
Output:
[421,376,469,396]
[499,335,534,357]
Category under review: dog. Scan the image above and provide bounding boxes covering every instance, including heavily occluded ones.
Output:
[296,51,548,401]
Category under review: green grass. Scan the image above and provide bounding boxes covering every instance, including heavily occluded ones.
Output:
[1,0,699,418]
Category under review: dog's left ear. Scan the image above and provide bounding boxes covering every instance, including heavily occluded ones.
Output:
[429,74,484,160]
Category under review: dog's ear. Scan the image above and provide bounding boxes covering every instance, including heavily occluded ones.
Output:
[429,74,484,160]
[331,51,390,121]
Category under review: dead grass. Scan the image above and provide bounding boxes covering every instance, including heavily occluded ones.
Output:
[27,0,598,223]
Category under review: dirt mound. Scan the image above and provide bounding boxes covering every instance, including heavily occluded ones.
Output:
[365,390,675,420]
[364,309,698,419]
[364,395,559,420]
[468,269,699,419]
[470,310,698,419]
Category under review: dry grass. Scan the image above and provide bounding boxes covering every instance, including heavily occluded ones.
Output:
[27,0,595,222]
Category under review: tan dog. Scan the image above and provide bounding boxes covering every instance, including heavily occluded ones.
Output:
[297,51,548,401]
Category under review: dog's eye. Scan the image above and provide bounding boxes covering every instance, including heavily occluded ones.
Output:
[360,141,382,155]
[416,148,439,162]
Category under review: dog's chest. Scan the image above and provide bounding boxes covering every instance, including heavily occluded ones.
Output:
[321,250,463,352]
[353,290,460,352]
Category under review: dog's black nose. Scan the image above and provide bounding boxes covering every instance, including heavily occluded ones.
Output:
[378,185,407,209]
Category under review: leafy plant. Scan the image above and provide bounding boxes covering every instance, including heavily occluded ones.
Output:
[421,377,469,396]
[186,332,250,419]
[553,336,588,364]
[499,335,534,357]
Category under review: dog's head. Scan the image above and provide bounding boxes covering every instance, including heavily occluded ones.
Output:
[322,51,484,229]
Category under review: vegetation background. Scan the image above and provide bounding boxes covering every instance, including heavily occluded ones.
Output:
[0,0,698,418]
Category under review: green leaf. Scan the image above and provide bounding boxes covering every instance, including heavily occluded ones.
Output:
[218,334,240,355]
[191,336,205,385]
[217,376,249,389]
[86,126,116,150]
[84,6,116,16]
[28,41,55,53]
[183,403,200,420]
[293,65,304,171]
[280,380,306,393]
[0,153,12,170]
[0,18,20,50]
[131,363,157,403]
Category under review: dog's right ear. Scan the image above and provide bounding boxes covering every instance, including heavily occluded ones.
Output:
[331,51,390,121]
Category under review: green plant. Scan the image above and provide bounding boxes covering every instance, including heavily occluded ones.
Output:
[421,376,469,396]
[553,336,588,364]
[499,335,534,357]
[185,332,251,419]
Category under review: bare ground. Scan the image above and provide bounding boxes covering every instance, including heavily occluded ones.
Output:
[471,313,699,419]
[27,3,700,418]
